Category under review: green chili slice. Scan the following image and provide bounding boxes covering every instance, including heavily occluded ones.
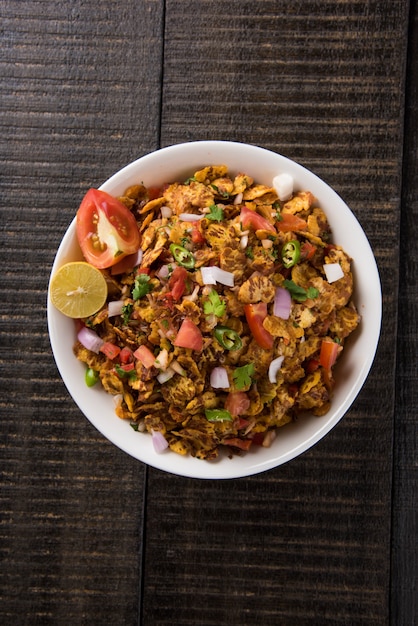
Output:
[214,326,242,351]
[281,240,301,268]
[205,408,233,422]
[169,243,195,269]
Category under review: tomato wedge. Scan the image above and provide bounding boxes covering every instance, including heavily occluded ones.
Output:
[244,303,274,350]
[240,206,276,234]
[319,339,341,370]
[76,188,141,269]
[277,212,307,233]
[173,318,203,351]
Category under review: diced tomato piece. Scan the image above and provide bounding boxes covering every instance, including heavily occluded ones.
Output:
[136,267,150,275]
[133,344,156,368]
[118,362,135,373]
[240,206,276,234]
[244,303,274,350]
[222,437,252,451]
[173,318,203,351]
[99,342,121,360]
[191,223,206,245]
[225,391,251,417]
[119,347,133,364]
[319,339,341,370]
[168,266,188,301]
[300,241,316,260]
[277,213,307,233]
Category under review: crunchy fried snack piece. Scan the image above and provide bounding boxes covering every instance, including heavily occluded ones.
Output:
[238,273,276,304]
[73,164,360,460]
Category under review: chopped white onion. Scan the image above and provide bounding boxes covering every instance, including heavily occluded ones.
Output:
[154,348,169,370]
[323,263,344,283]
[77,327,104,354]
[170,360,187,377]
[240,234,249,249]
[262,430,277,448]
[179,212,205,222]
[234,192,243,205]
[273,287,292,320]
[160,205,172,218]
[151,429,169,453]
[183,284,200,302]
[201,266,234,287]
[156,367,176,384]
[268,356,285,383]
[108,300,125,318]
[156,264,170,280]
[113,394,123,408]
[210,366,230,389]
[262,239,273,249]
[273,173,294,201]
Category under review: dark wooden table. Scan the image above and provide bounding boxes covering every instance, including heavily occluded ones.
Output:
[1,1,416,624]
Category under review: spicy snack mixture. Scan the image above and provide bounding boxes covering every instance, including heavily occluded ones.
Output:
[72,165,360,459]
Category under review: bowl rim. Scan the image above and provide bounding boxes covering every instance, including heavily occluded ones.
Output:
[48,140,382,479]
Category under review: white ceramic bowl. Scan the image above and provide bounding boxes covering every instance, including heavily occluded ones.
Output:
[47,141,382,479]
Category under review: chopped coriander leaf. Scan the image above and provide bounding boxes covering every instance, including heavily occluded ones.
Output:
[283,279,319,302]
[233,363,255,390]
[122,303,133,324]
[132,274,153,300]
[245,247,254,260]
[130,422,139,431]
[184,175,198,184]
[206,204,224,222]
[203,289,226,317]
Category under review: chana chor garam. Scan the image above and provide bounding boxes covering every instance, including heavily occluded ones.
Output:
[56,165,360,459]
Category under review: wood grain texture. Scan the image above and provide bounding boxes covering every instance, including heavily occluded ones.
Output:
[391,1,418,624]
[1,1,164,623]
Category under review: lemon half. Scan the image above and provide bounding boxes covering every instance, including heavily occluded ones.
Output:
[49,261,107,318]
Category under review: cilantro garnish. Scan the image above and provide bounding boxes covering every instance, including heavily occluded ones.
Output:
[121,303,133,324]
[203,289,226,318]
[283,279,319,302]
[245,247,254,260]
[233,363,255,390]
[130,422,139,431]
[132,274,153,300]
[206,204,224,222]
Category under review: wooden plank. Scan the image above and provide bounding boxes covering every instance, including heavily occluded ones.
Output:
[391,1,418,623]
[0,1,164,623]
[142,1,408,623]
